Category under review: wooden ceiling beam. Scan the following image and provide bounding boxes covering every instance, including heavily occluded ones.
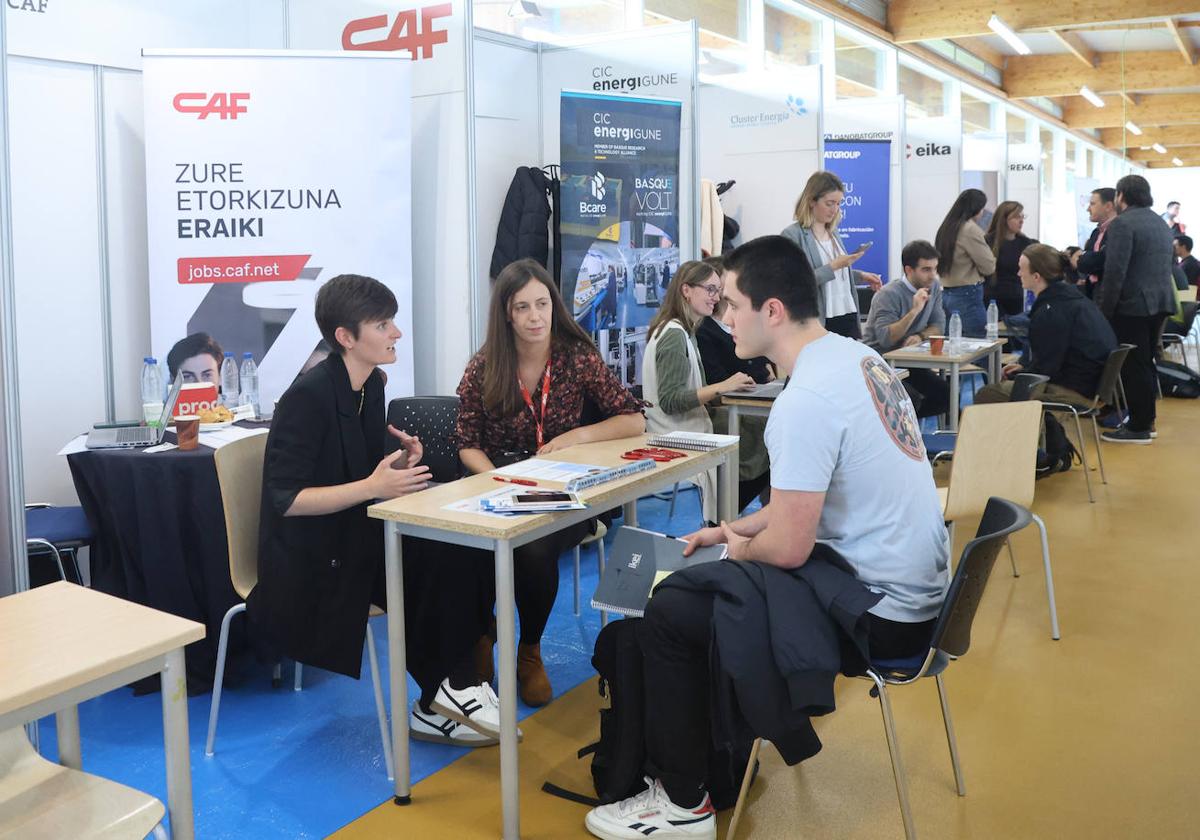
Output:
[1050,29,1097,68]
[887,0,1200,43]
[1144,158,1199,168]
[1166,18,1197,65]
[1004,50,1200,98]
[1126,147,1183,161]
[1098,124,1200,149]
[1063,93,1200,128]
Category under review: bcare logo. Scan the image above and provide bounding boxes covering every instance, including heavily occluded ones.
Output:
[173,92,250,120]
[580,171,608,216]
[906,142,951,159]
[590,171,607,201]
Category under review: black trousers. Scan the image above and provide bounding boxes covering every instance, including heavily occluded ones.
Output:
[904,368,951,419]
[640,586,935,806]
[1110,313,1167,432]
[824,312,862,339]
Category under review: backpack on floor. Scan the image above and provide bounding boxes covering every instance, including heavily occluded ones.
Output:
[1157,358,1200,398]
[1037,411,1079,477]
[541,618,754,810]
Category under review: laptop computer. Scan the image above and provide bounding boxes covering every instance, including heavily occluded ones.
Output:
[86,377,184,449]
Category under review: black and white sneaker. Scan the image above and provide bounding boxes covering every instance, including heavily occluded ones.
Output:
[430,679,502,739]
[585,777,716,840]
[411,705,499,747]
[1101,426,1152,445]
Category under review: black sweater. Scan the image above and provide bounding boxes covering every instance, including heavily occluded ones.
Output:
[1025,281,1117,398]
[694,317,772,385]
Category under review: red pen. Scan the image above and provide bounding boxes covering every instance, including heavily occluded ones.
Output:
[493,476,537,486]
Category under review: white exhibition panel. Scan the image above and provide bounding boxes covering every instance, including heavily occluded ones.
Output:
[902,116,962,248]
[697,66,822,246]
[1074,176,1100,250]
[9,57,107,505]
[1008,142,1041,241]
[540,23,698,259]
[472,34,540,336]
[824,96,904,280]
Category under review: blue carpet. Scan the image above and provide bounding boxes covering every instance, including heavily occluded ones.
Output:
[32,488,711,839]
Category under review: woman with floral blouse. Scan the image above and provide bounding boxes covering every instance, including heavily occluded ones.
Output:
[455,259,644,707]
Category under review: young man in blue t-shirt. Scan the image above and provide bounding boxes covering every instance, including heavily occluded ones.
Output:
[584,236,949,840]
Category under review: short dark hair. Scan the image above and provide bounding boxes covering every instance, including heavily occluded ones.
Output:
[1115,175,1153,209]
[167,332,223,380]
[1176,235,1194,252]
[901,239,939,270]
[723,235,819,323]
[1091,187,1116,205]
[314,274,398,354]
[1167,201,1181,209]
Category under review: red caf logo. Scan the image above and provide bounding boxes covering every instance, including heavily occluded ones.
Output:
[173,92,250,120]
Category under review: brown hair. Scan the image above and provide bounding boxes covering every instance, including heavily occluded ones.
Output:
[1022,243,1070,283]
[792,171,845,233]
[647,261,720,341]
[481,259,594,416]
[985,201,1025,258]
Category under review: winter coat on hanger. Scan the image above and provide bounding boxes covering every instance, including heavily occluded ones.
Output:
[490,166,556,280]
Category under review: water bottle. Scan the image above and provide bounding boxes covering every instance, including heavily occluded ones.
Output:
[219,352,240,409]
[986,300,1000,342]
[238,352,259,417]
[948,311,963,354]
[140,357,164,426]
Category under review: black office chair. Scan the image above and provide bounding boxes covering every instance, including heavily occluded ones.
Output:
[25,503,92,586]
[386,396,463,483]
[726,497,1027,840]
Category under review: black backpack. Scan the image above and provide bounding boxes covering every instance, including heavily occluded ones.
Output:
[1037,411,1079,477]
[1157,359,1200,398]
[542,618,754,810]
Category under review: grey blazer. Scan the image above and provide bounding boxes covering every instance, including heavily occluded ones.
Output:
[1099,206,1176,319]
[781,222,863,324]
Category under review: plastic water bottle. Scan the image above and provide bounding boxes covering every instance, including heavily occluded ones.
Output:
[220,352,240,409]
[986,300,1000,342]
[238,352,259,417]
[948,311,963,354]
[140,357,164,426]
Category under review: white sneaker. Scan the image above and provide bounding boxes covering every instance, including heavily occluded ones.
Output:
[430,679,502,739]
[585,777,716,840]
[410,705,498,747]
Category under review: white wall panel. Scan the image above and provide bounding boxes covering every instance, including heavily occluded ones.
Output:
[9,57,105,504]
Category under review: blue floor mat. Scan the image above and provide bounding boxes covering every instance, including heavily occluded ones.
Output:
[31,490,710,839]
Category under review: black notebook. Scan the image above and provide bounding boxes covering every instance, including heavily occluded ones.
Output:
[590,526,727,617]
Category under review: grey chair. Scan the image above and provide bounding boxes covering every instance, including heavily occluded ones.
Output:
[726,497,1028,840]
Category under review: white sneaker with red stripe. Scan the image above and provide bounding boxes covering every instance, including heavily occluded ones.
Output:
[585,777,716,840]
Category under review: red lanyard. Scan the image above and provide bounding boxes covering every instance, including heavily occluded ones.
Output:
[518,358,552,450]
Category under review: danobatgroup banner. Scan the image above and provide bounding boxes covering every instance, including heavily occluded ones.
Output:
[559,90,682,387]
[823,140,891,279]
[143,51,414,410]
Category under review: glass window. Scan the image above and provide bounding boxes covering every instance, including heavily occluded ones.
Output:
[835,24,885,98]
[764,1,821,67]
[1065,139,1077,174]
[645,0,742,43]
[1040,126,1055,190]
[1007,111,1027,146]
[474,1,626,39]
[899,62,946,119]
[962,91,993,135]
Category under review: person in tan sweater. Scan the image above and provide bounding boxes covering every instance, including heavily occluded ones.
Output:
[934,188,996,336]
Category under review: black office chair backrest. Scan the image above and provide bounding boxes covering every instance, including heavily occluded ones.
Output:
[386,396,462,484]
[929,497,1031,659]
[1095,344,1135,407]
[1008,373,1049,402]
[1167,301,1198,337]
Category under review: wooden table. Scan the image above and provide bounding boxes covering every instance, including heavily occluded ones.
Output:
[367,434,739,840]
[722,368,909,436]
[0,581,205,839]
[884,338,1003,431]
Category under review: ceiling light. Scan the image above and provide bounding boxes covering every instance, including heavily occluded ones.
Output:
[1125,121,1143,135]
[1152,143,1167,154]
[988,14,1032,56]
[1079,86,1105,108]
[508,0,540,18]
[1174,158,1184,166]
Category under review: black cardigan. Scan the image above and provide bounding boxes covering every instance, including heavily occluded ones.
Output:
[694,317,772,385]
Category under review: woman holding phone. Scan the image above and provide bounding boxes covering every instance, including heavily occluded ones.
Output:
[782,170,882,338]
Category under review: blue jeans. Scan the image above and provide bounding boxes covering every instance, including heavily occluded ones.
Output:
[941,284,987,338]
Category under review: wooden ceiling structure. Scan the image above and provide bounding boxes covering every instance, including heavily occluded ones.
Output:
[818,0,1200,168]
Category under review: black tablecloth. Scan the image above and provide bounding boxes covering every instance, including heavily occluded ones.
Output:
[67,430,259,692]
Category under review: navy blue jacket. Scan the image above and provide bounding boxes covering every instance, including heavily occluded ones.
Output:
[1025,281,1118,399]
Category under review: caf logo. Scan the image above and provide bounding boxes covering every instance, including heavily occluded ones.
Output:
[906,142,951,159]
[590,172,607,201]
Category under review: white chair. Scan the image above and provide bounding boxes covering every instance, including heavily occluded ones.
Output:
[204,435,393,780]
[0,726,168,839]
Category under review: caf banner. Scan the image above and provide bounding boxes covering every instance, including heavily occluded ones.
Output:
[559,90,682,387]
[823,140,891,279]
[143,51,414,411]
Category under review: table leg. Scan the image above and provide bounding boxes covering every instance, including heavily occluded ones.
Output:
[161,647,194,840]
[716,446,739,523]
[727,403,740,439]
[622,501,639,528]
[385,521,411,805]
[55,705,81,769]
[949,363,961,432]
[990,348,1002,383]
[494,539,520,840]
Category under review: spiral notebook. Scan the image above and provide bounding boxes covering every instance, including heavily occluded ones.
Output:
[590,526,726,617]
[645,430,740,452]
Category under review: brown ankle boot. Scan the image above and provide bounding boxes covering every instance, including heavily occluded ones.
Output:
[517,643,552,707]
[474,633,495,685]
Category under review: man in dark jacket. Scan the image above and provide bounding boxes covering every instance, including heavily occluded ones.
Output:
[1077,187,1117,300]
[1098,175,1176,443]
[584,236,948,840]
